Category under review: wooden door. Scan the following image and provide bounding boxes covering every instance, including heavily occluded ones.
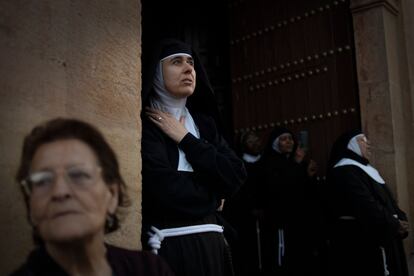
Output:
[229,0,361,176]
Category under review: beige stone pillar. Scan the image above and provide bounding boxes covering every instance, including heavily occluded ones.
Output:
[401,0,414,269]
[351,0,414,254]
[0,1,142,274]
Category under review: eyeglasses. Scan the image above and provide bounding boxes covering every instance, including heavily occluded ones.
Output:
[21,166,102,197]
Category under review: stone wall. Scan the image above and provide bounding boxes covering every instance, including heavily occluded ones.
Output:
[0,1,142,274]
[351,0,414,257]
[401,0,414,268]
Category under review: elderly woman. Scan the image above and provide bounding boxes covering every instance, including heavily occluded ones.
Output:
[11,118,174,276]
[141,38,246,276]
[325,130,409,276]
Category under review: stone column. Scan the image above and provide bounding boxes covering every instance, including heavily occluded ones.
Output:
[0,1,142,274]
[351,0,414,253]
[401,0,414,269]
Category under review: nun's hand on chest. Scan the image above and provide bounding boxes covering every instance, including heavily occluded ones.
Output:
[146,107,189,143]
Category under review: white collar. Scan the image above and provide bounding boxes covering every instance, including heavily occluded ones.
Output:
[334,158,385,184]
[242,153,261,163]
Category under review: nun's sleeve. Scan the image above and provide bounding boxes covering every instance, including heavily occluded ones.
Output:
[178,117,247,197]
[142,122,218,217]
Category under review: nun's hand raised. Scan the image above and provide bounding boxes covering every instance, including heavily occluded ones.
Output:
[146,107,189,143]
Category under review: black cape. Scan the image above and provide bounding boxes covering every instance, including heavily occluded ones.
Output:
[10,244,174,276]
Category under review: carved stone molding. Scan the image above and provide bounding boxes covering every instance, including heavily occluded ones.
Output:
[350,0,400,15]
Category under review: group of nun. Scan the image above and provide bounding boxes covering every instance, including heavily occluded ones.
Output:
[140,38,409,276]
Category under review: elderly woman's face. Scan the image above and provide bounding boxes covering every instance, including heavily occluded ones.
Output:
[162,55,196,98]
[27,139,118,243]
[357,135,371,159]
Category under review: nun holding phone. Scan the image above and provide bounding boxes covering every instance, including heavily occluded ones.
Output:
[260,127,322,276]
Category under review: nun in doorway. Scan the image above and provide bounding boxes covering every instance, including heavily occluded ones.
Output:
[140,38,246,276]
[324,130,409,276]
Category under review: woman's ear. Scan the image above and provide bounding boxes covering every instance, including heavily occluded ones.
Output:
[107,183,119,214]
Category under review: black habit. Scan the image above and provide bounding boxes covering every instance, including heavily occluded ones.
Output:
[222,156,264,276]
[260,127,323,276]
[325,130,409,276]
[141,39,246,276]
[326,166,409,276]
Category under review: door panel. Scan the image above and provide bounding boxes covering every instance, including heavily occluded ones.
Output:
[229,0,360,176]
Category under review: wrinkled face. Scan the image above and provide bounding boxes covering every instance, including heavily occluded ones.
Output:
[27,139,118,244]
[357,135,371,159]
[278,133,294,154]
[162,55,196,98]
